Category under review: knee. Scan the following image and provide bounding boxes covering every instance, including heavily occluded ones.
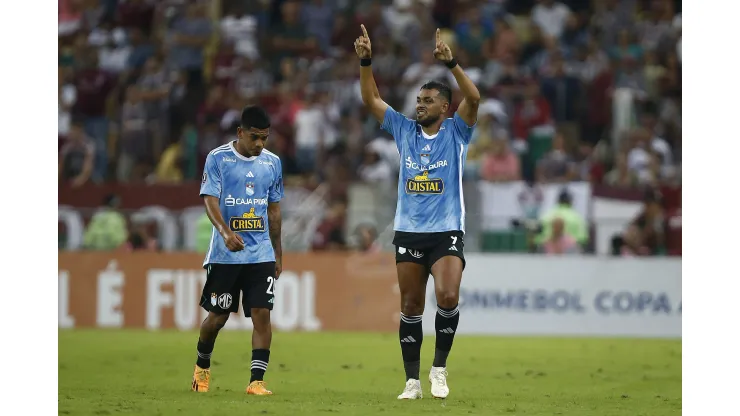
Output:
[436,290,459,309]
[209,312,229,331]
[401,297,425,316]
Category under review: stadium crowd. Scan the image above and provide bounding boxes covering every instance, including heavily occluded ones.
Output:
[58,0,682,256]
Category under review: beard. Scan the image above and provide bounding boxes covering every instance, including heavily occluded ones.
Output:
[417,113,441,127]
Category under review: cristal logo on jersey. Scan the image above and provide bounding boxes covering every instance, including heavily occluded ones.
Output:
[229,208,266,232]
[246,182,255,196]
[405,171,444,194]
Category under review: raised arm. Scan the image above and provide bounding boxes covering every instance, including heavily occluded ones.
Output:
[355,24,389,124]
[434,29,480,126]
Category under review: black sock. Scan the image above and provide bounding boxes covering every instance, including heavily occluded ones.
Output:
[399,312,423,381]
[433,304,460,367]
[196,338,215,369]
[250,349,270,382]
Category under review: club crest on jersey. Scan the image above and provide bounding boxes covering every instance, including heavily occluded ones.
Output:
[229,208,266,232]
[420,153,431,165]
[245,182,255,196]
[405,171,444,195]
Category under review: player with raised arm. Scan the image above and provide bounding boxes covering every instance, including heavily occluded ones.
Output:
[191,106,284,396]
[355,25,480,400]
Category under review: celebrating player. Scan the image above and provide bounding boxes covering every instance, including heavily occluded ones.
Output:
[355,25,480,400]
[191,106,284,396]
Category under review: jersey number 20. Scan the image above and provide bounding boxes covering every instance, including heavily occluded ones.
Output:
[266,275,275,295]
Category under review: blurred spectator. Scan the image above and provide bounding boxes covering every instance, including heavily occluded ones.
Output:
[358,146,393,184]
[168,2,212,88]
[534,189,588,248]
[610,29,643,62]
[612,190,665,256]
[512,81,553,142]
[531,0,571,39]
[485,15,520,63]
[294,91,339,173]
[354,223,382,253]
[73,48,117,181]
[220,3,260,60]
[302,0,335,54]
[540,217,580,254]
[615,56,647,99]
[479,134,522,183]
[117,85,150,182]
[270,1,317,65]
[664,190,681,256]
[59,67,77,143]
[540,53,581,142]
[154,139,183,183]
[536,131,576,183]
[122,223,158,252]
[384,0,422,48]
[604,152,639,188]
[116,0,155,33]
[582,56,613,144]
[311,200,348,251]
[59,120,95,188]
[94,23,131,74]
[518,180,545,221]
[126,28,156,71]
[83,194,128,250]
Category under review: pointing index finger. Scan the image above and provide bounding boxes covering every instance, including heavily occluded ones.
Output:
[361,24,369,39]
[436,28,440,42]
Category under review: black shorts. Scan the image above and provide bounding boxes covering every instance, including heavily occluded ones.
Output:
[393,230,466,272]
[199,262,276,317]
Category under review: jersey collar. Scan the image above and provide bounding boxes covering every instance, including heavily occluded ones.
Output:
[229,141,258,161]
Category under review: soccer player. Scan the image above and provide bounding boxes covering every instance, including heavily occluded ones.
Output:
[191,106,284,396]
[355,25,480,400]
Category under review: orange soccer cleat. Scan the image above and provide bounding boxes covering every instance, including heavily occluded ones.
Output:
[191,365,211,392]
[246,380,273,395]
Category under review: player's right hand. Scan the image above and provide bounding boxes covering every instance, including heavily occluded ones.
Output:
[222,230,245,252]
[354,24,372,59]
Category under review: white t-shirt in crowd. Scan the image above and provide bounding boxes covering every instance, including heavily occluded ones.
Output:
[359,160,393,183]
[531,2,571,39]
[220,15,259,59]
[58,85,77,136]
[294,106,337,149]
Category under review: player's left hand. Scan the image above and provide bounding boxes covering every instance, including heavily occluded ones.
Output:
[433,28,453,62]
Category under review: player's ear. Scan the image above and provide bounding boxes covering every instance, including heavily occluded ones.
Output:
[236,127,243,139]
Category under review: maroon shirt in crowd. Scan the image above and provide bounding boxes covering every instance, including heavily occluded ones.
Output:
[117,0,155,33]
[73,69,116,118]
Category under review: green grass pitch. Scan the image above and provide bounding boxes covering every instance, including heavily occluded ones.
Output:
[59,330,681,415]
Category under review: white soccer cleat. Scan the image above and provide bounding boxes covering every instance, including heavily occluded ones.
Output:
[397,379,423,400]
[429,367,449,399]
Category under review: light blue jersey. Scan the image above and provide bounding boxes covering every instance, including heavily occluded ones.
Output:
[199,141,284,266]
[381,107,474,233]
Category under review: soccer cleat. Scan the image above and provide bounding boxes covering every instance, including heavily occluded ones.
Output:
[191,365,211,392]
[429,367,449,399]
[397,379,423,400]
[246,380,273,395]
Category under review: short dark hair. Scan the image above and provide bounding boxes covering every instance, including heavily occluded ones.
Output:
[420,80,452,103]
[240,106,271,130]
